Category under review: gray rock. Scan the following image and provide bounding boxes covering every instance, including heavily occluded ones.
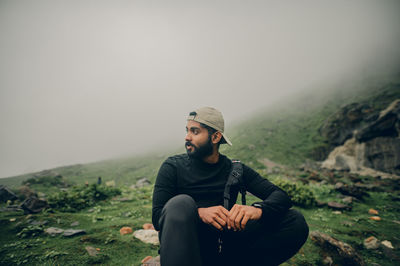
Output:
[20,197,48,214]
[30,220,48,226]
[363,137,400,175]
[70,221,79,227]
[45,227,64,236]
[364,236,379,250]
[136,178,151,188]
[85,246,99,257]
[328,202,352,211]
[0,185,18,202]
[133,229,159,245]
[63,229,86,237]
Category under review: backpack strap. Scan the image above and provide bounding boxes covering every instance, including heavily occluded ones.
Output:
[223,160,245,209]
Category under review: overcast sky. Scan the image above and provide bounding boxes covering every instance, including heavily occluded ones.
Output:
[1,0,399,178]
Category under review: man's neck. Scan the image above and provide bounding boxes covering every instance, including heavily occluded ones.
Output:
[203,151,220,164]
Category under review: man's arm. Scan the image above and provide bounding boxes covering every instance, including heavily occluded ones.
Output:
[152,159,178,231]
[227,164,292,230]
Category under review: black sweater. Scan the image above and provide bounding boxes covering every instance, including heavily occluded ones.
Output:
[152,153,292,231]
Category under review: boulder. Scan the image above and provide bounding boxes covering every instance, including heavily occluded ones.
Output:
[0,185,18,202]
[20,196,48,213]
[310,231,365,266]
[45,227,64,236]
[363,137,400,175]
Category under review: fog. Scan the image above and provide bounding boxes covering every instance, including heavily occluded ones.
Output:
[1,0,399,178]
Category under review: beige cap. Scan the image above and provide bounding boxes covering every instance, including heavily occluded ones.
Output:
[187,107,232,146]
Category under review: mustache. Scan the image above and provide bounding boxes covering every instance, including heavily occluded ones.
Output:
[185,141,195,148]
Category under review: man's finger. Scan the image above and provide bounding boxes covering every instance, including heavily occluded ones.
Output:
[215,216,226,227]
[211,221,223,231]
[241,214,249,230]
[229,208,239,230]
[234,210,245,230]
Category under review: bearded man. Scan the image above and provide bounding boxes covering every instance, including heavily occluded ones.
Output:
[152,107,308,266]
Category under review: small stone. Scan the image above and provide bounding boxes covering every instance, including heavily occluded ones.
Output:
[364,236,379,249]
[63,229,86,237]
[9,218,16,222]
[368,208,379,215]
[369,216,381,221]
[96,248,101,251]
[328,201,351,210]
[85,246,99,257]
[105,180,115,187]
[332,211,342,214]
[30,220,48,226]
[381,240,394,249]
[45,227,64,236]
[133,229,159,245]
[143,223,155,230]
[120,226,133,235]
[342,196,353,204]
[70,221,79,227]
[322,256,333,265]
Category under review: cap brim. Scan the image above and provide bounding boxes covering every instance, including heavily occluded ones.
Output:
[221,133,232,146]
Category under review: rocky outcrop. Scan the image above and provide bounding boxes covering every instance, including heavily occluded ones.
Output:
[322,99,400,177]
[0,185,18,202]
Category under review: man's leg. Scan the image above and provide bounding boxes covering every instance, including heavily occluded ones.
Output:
[158,194,202,266]
[225,209,309,266]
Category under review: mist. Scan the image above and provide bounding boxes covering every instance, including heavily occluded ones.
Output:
[1,0,399,178]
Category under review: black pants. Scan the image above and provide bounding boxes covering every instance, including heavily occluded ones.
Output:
[158,194,309,266]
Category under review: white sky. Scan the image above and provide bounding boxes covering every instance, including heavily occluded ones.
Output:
[1,0,400,178]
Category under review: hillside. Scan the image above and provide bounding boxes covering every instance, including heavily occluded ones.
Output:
[1,76,400,265]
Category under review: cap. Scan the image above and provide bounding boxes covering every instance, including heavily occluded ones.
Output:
[187,107,232,146]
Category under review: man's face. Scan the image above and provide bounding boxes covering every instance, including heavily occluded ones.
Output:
[185,120,213,159]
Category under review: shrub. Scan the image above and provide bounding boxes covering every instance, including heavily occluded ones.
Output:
[47,184,121,212]
[272,178,316,207]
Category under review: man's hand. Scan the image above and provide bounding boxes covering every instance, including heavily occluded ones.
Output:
[228,204,262,231]
[198,206,230,231]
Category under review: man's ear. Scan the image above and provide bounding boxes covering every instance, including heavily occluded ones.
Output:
[212,132,223,144]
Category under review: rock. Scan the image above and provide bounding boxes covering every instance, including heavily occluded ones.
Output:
[133,229,159,245]
[45,227,64,236]
[30,220,48,226]
[332,211,342,214]
[63,229,86,237]
[119,226,133,235]
[136,178,151,188]
[143,223,155,230]
[320,102,375,146]
[70,221,79,227]
[310,231,365,265]
[364,236,379,249]
[322,256,333,266]
[20,196,48,213]
[342,196,354,204]
[381,240,394,249]
[334,182,369,200]
[142,255,160,266]
[85,246,99,257]
[368,209,379,215]
[0,185,18,202]
[369,216,381,221]
[9,218,16,222]
[363,137,400,176]
[328,202,352,211]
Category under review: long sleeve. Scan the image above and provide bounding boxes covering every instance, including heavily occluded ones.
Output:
[243,165,292,222]
[152,159,178,231]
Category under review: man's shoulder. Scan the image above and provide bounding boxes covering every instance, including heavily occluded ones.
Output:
[163,153,190,165]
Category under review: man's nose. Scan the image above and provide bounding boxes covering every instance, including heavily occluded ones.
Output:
[185,132,191,141]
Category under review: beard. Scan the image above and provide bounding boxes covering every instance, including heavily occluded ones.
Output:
[185,136,213,160]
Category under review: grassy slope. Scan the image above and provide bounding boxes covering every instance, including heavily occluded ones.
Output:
[1,75,400,265]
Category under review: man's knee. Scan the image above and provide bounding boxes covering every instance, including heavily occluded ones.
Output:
[284,209,309,246]
[161,194,198,224]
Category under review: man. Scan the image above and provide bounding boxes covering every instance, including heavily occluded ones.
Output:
[152,107,308,266]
